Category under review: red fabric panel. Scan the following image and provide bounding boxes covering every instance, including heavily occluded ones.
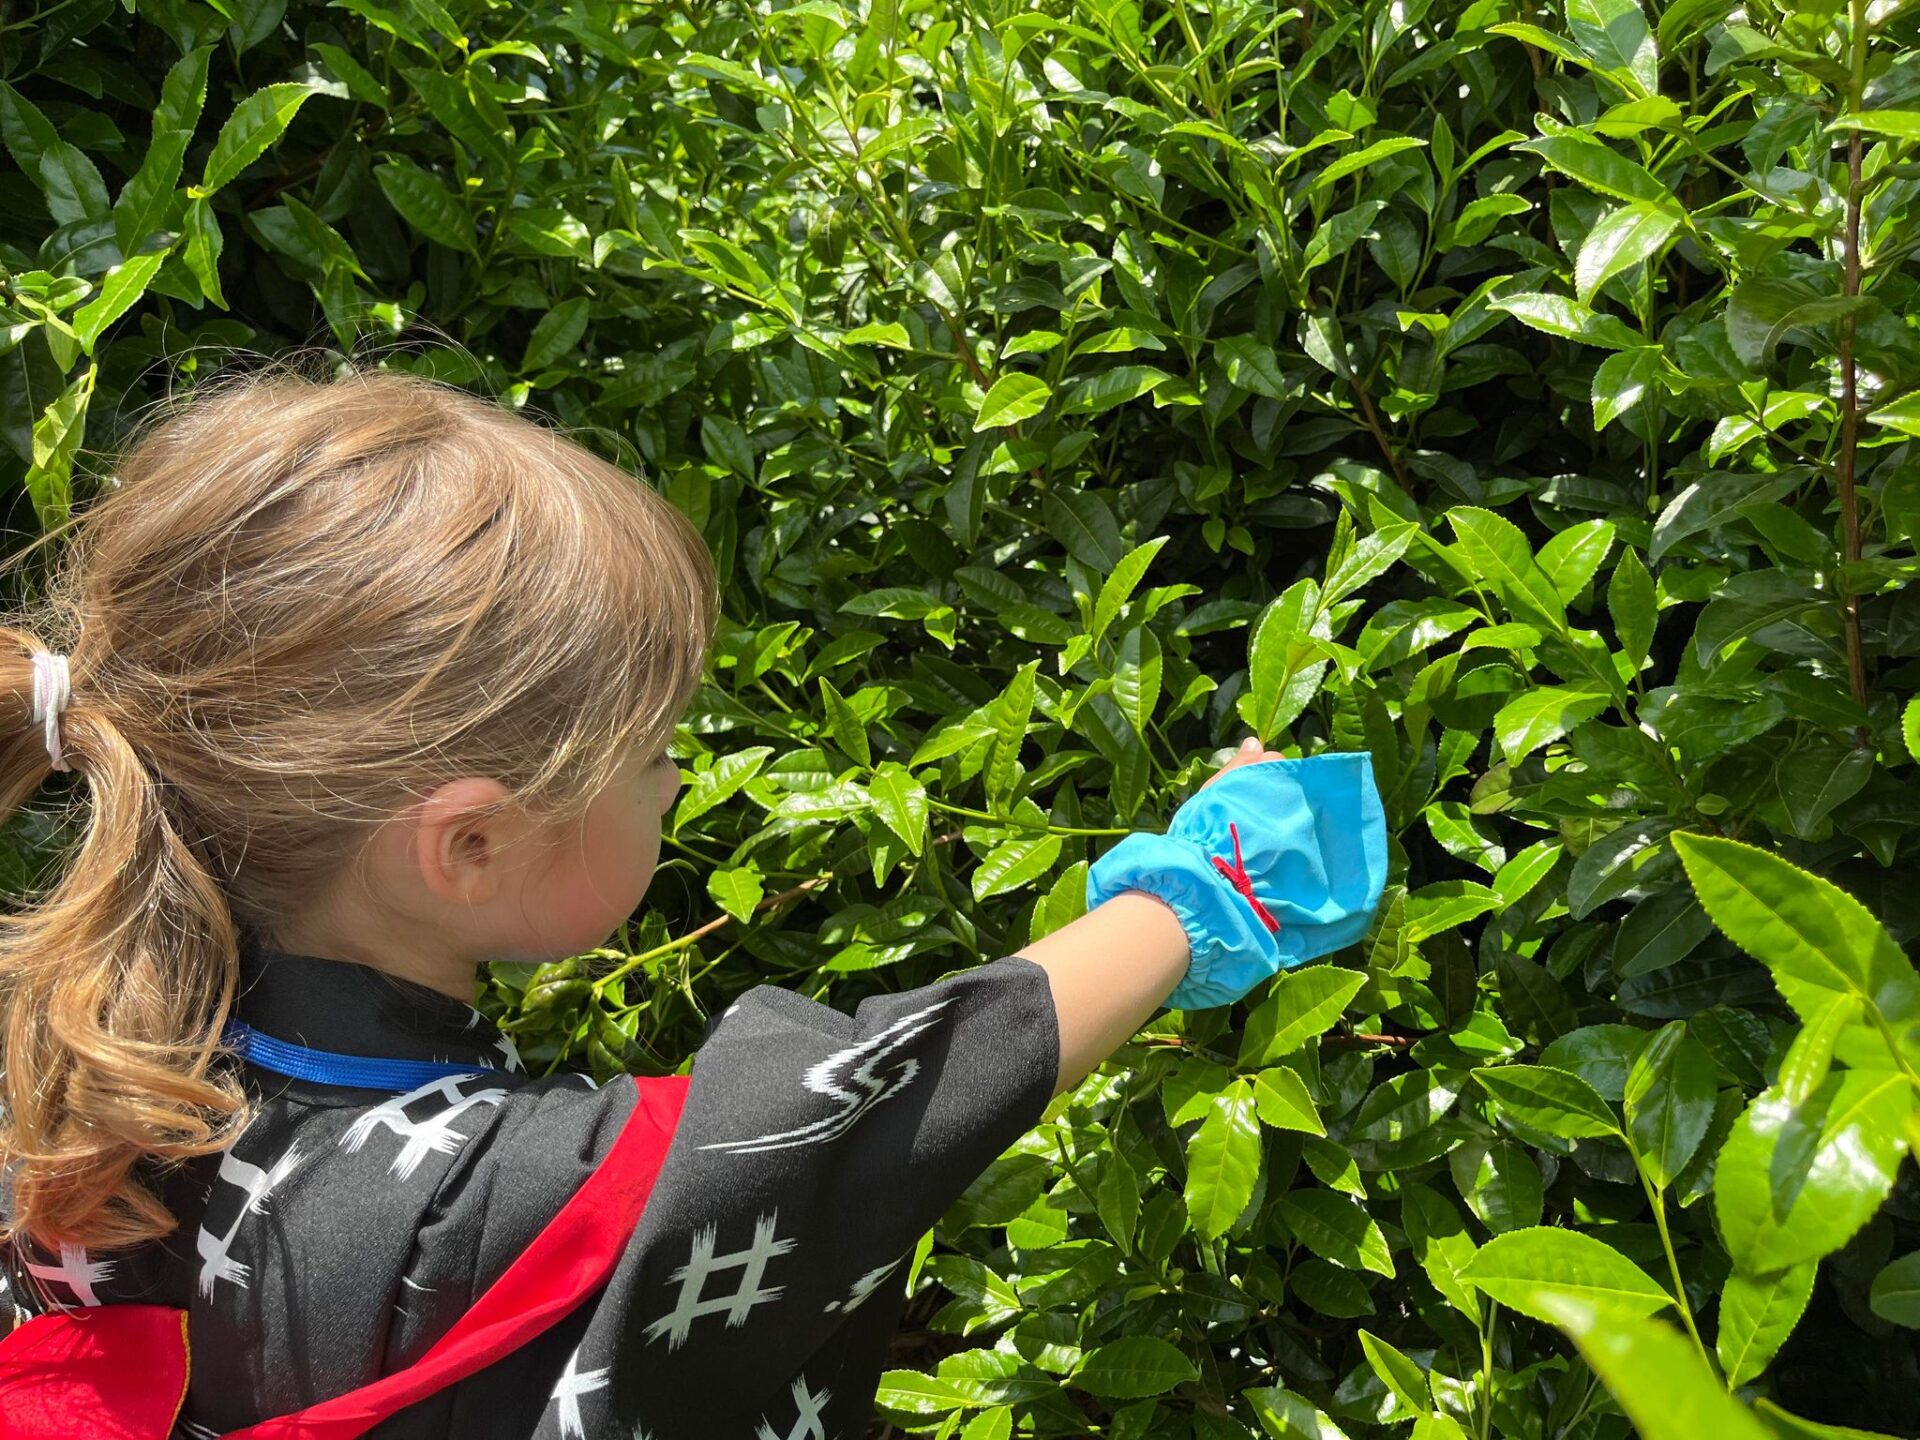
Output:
[225,1072,689,1440]
[0,1303,189,1438]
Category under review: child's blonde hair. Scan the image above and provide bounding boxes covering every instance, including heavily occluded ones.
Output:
[0,362,719,1253]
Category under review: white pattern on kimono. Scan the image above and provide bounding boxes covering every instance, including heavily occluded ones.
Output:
[754,1377,832,1440]
[24,1243,113,1309]
[823,1254,906,1315]
[549,1342,610,1440]
[339,1073,507,1181]
[197,1144,303,1299]
[641,1211,795,1351]
[698,998,953,1154]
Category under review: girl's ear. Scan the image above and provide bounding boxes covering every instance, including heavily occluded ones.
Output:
[409,776,520,905]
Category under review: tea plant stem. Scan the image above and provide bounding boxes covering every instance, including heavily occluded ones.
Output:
[1476,1302,1497,1440]
[1347,368,1409,490]
[1836,0,1872,736]
[0,0,86,36]
[1327,1029,1416,1049]
[1637,1161,1713,1369]
[590,873,833,994]
[662,832,731,868]
[923,795,1131,836]
[1865,1007,1920,1093]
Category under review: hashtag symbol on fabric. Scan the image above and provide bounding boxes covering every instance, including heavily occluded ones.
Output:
[641,1211,796,1350]
[1210,822,1282,934]
[754,1377,833,1440]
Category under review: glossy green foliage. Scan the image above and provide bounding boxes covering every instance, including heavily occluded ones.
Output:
[3,0,1920,1435]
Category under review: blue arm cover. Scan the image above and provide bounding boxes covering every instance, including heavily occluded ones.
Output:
[1086,752,1389,1010]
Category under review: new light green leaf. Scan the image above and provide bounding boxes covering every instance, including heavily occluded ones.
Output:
[1566,0,1660,94]
[1310,135,1428,192]
[1533,1297,1774,1440]
[1251,1066,1325,1134]
[1537,518,1616,602]
[71,251,167,353]
[868,762,928,856]
[1475,1064,1620,1139]
[973,373,1051,431]
[1713,1069,1911,1273]
[1461,1227,1672,1322]
[1490,290,1646,349]
[1494,840,1563,907]
[1029,860,1088,945]
[1517,129,1674,207]
[1609,547,1658,667]
[1623,1021,1718,1190]
[674,747,775,831]
[1242,578,1332,743]
[1246,1386,1355,1440]
[1358,1330,1430,1413]
[1186,1078,1261,1241]
[1866,389,1920,441]
[1594,346,1664,430]
[1059,365,1168,416]
[114,45,211,256]
[1717,1261,1816,1387]
[1093,536,1169,644]
[1827,110,1920,140]
[1494,685,1612,763]
[971,833,1062,902]
[26,365,91,532]
[874,1369,996,1417]
[201,83,319,194]
[707,865,764,923]
[817,676,871,767]
[1239,965,1367,1064]
[1111,625,1162,737]
[1446,507,1568,634]
[1576,203,1679,300]
[182,195,225,307]
[1671,832,1920,1028]
[1402,879,1500,941]
[1322,522,1417,609]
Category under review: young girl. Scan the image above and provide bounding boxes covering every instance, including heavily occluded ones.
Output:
[0,366,1386,1439]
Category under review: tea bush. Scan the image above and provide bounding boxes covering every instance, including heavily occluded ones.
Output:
[4,0,1920,1436]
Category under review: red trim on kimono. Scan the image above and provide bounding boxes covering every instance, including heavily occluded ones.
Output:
[0,1073,689,1440]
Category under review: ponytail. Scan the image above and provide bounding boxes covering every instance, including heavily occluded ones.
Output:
[0,627,247,1251]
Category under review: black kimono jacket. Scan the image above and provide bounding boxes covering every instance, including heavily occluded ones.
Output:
[0,942,1061,1438]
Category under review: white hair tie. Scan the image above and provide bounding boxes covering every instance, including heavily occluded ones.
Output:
[29,650,71,773]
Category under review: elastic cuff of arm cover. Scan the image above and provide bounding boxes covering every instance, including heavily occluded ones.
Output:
[1084,753,1389,1011]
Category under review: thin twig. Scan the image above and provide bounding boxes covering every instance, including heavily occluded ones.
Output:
[1837,0,1872,746]
[1348,372,1410,491]
[1327,1029,1417,1049]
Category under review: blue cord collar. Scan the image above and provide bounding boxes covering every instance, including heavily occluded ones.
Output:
[222,1018,505,1093]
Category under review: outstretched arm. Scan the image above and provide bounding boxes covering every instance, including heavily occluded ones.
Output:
[1015,737,1280,1095]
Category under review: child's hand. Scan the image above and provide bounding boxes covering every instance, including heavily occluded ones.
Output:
[1199,735,1284,792]
[1017,740,1387,1095]
[1085,747,1388,1012]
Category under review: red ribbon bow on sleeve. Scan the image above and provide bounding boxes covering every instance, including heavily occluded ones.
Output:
[1210,822,1282,935]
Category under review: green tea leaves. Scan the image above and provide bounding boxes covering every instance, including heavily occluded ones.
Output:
[1462,1228,1673,1322]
